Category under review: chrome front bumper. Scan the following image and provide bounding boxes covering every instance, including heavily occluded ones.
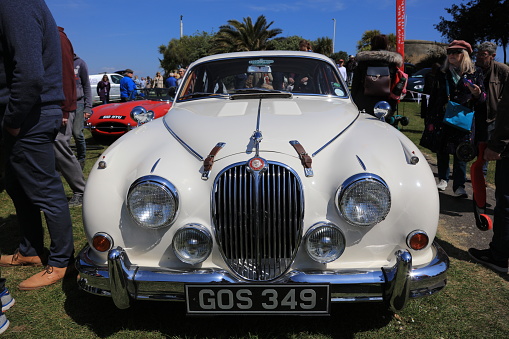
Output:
[76,242,449,312]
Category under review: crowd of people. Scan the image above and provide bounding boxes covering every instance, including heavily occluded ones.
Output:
[118,68,186,102]
[0,2,509,334]
[350,34,509,274]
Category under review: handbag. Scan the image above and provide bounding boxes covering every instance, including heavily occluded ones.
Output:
[364,66,390,97]
[443,101,474,132]
[442,79,474,132]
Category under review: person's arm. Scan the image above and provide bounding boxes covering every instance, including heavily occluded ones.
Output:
[486,77,509,160]
[79,60,93,115]
[0,1,49,132]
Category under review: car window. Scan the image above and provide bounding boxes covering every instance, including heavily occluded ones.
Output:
[178,56,347,100]
[110,75,123,84]
[411,68,431,78]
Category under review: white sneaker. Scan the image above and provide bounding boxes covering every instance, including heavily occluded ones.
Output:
[437,179,448,191]
[0,313,9,334]
[454,186,468,198]
[0,289,14,312]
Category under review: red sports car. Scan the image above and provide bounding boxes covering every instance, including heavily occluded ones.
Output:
[87,88,173,142]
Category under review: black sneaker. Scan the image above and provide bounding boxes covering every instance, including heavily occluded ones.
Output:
[68,194,83,207]
[468,248,508,273]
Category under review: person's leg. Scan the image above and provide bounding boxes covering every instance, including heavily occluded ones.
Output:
[54,111,85,197]
[72,102,86,165]
[4,111,74,267]
[436,151,450,181]
[451,154,467,191]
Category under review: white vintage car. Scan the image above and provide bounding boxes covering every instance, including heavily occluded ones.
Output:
[77,51,448,314]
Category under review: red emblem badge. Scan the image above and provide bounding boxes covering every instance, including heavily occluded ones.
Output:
[248,157,265,171]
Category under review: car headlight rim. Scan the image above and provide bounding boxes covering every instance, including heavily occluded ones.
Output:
[336,173,391,227]
[127,175,179,229]
[172,224,212,265]
[305,222,346,264]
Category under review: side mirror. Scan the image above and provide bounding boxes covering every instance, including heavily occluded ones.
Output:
[373,101,392,122]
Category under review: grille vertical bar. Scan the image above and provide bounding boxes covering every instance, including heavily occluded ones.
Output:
[213,161,304,281]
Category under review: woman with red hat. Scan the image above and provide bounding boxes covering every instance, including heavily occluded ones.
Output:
[420,39,486,198]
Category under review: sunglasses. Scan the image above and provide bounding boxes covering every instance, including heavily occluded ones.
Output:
[447,49,463,55]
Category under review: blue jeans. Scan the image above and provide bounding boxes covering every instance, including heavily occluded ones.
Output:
[436,151,467,191]
[490,157,509,260]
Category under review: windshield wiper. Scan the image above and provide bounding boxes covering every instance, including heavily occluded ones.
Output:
[230,88,292,99]
[178,92,225,100]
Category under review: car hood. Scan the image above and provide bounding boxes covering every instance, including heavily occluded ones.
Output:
[90,100,171,120]
[164,97,359,158]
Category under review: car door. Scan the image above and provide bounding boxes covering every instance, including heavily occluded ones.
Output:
[109,74,123,101]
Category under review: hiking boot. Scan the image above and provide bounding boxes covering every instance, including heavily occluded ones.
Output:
[454,186,468,198]
[68,193,83,207]
[0,313,9,334]
[437,179,448,191]
[468,248,508,273]
[0,289,15,312]
[18,266,68,291]
[0,249,44,267]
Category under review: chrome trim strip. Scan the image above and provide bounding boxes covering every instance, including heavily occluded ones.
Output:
[163,118,203,161]
[312,111,360,157]
[76,242,449,309]
[150,158,161,173]
[356,155,366,171]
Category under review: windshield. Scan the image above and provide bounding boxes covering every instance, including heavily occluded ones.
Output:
[411,68,431,78]
[177,56,347,101]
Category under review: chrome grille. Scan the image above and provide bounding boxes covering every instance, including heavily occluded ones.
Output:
[212,161,304,281]
[95,122,129,133]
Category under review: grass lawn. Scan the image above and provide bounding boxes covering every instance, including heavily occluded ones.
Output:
[0,102,507,338]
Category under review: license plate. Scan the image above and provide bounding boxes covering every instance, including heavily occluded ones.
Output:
[186,284,330,314]
[99,115,125,120]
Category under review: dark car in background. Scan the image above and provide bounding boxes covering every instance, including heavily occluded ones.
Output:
[405,68,432,101]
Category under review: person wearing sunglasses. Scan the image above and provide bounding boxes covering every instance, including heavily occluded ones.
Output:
[421,40,486,198]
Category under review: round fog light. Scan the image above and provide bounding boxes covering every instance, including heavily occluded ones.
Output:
[407,230,429,250]
[172,224,212,265]
[92,233,113,252]
[305,223,345,263]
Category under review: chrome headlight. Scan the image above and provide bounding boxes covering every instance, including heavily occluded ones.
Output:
[130,106,155,126]
[305,223,345,263]
[336,174,391,226]
[172,224,212,265]
[127,176,179,229]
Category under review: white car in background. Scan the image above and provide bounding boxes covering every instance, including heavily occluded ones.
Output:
[89,73,123,104]
[77,51,449,314]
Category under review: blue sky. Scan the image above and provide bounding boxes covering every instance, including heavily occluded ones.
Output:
[46,0,506,77]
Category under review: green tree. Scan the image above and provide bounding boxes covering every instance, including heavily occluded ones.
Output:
[357,30,396,52]
[158,31,213,74]
[330,51,349,63]
[267,35,304,51]
[435,0,508,63]
[213,15,282,53]
[312,37,333,56]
